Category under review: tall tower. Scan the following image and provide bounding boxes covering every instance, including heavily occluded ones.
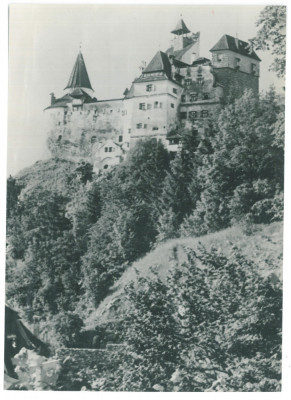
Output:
[168,18,200,65]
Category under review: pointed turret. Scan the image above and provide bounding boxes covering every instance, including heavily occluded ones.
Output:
[65,51,93,92]
[171,18,190,36]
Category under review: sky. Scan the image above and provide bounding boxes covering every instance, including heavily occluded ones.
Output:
[7,4,285,176]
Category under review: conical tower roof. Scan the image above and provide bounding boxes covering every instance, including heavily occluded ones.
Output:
[171,18,190,35]
[65,51,93,91]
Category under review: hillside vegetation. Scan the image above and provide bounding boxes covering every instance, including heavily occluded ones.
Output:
[6,88,284,391]
[86,221,283,328]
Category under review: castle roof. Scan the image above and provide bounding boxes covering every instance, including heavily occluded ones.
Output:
[210,34,261,61]
[171,18,190,35]
[166,41,195,63]
[44,91,97,110]
[65,51,94,91]
[142,51,172,78]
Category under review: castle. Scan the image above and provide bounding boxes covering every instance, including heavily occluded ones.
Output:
[44,18,260,172]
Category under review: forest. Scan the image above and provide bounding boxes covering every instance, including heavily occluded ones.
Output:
[6,85,284,390]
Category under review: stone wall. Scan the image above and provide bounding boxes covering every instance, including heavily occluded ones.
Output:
[213,67,259,98]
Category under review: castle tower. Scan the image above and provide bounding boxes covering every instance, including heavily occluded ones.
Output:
[64,50,94,97]
[167,18,200,65]
[210,34,261,97]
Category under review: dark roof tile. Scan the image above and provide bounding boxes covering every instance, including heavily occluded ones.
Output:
[65,51,94,90]
[210,34,261,61]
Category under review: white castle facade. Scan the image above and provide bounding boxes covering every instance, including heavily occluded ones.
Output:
[44,18,260,172]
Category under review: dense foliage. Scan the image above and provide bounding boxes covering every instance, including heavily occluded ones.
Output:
[253,6,286,78]
[89,245,282,391]
[6,87,284,390]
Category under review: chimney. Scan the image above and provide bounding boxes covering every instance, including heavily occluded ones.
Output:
[50,92,56,105]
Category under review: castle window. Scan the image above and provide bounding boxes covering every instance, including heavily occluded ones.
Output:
[235,57,241,69]
[136,123,142,129]
[190,93,198,102]
[146,84,153,92]
[181,95,186,102]
[152,126,159,131]
[171,103,175,108]
[139,103,146,110]
[169,138,180,145]
[159,102,163,108]
[251,63,256,74]
[147,103,152,110]
[172,88,178,94]
[105,147,113,153]
[203,93,209,100]
[201,110,209,118]
[180,112,187,119]
[144,124,148,129]
[119,135,123,142]
[91,136,97,144]
[128,128,131,133]
[185,78,192,87]
[189,111,198,120]
[154,101,159,109]
[104,164,109,169]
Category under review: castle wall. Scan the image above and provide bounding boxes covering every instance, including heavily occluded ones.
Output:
[211,50,260,77]
[124,80,182,143]
[213,67,259,99]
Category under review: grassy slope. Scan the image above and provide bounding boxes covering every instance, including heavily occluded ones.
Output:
[85,221,283,329]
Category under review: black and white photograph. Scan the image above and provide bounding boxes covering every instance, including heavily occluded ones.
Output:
[2,1,289,394]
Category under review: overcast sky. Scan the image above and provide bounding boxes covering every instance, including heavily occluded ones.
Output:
[7,4,285,176]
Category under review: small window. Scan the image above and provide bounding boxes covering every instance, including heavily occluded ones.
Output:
[251,63,256,74]
[136,123,142,129]
[189,111,198,120]
[144,124,148,129]
[105,147,108,153]
[171,103,175,108]
[159,102,163,109]
[203,93,209,100]
[235,58,241,69]
[180,112,187,119]
[173,88,178,94]
[152,126,159,131]
[154,101,159,109]
[181,95,186,102]
[128,128,131,133]
[104,164,108,170]
[91,136,97,144]
[146,84,153,92]
[190,93,198,102]
[147,103,152,110]
[109,147,113,152]
[139,103,146,110]
[119,135,123,142]
[169,138,180,145]
[185,78,192,87]
[201,110,209,118]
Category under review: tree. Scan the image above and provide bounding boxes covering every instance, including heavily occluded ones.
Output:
[99,245,282,391]
[80,139,170,307]
[183,88,284,234]
[253,6,286,78]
